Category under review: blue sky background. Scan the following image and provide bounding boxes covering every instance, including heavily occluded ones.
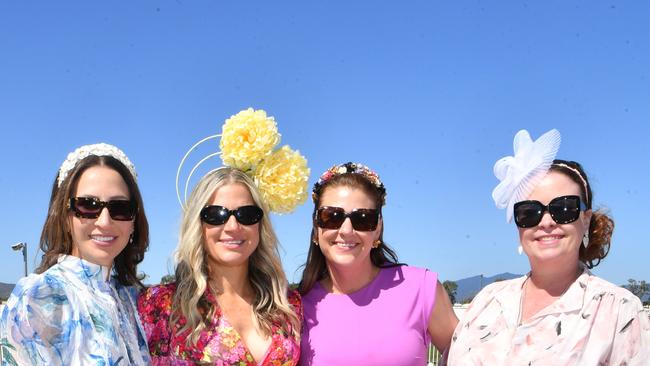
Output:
[1,2,648,288]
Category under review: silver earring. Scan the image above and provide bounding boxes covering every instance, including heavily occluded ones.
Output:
[129,234,134,244]
[582,232,589,248]
[517,245,523,255]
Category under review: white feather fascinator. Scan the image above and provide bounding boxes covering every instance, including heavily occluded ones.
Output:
[492,129,561,222]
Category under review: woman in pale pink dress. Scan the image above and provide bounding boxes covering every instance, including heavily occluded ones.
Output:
[448,129,650,365]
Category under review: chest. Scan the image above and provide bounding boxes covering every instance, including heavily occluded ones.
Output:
[301,292,429,366]
[450,300,612,365]
[167,305,299,365]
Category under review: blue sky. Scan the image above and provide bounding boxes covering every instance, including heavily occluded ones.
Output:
[1,2,648,288]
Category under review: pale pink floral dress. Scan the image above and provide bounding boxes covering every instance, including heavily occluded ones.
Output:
[448,268,650,365]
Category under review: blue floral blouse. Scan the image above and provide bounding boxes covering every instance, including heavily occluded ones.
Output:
[0,255,151,365]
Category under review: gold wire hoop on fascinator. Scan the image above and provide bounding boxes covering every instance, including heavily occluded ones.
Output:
[176,108,311,214]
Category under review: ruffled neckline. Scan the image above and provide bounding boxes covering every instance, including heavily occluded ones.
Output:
[57,254,112,283]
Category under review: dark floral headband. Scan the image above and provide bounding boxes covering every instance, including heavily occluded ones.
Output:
[312,162,386,205]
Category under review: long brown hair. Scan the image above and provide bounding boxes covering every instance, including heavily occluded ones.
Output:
[36,155,149,287]
[299,171,400,295]
[550,159,614,268]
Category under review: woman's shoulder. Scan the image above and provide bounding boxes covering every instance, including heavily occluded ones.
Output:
[6,266,71,306]
[287,287,301,304]
[585,274,644,308]
[384,264,438,283]
[466,276,524,306]
[137,283,177,317]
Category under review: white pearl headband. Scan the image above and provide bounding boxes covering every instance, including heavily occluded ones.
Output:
[57,143,137,187]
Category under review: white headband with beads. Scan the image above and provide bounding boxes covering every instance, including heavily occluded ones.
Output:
[551,162,590,204]
[57,143,137,187]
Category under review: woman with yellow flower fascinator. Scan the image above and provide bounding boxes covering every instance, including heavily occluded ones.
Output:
[138,108,309,365]
[298,162,458,365]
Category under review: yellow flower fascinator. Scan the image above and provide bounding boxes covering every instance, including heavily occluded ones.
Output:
[176,108,310,214]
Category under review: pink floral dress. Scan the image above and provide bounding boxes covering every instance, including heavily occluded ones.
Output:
[137,283,301,366]
[448,268,650,365]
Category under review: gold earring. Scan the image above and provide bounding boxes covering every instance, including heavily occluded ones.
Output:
[373,240,381,248]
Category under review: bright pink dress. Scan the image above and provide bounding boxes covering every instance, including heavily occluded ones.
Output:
[300,265,437,366]
[137,283,302,366]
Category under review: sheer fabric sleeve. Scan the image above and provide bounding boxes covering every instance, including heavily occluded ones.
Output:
[1,275,74,366]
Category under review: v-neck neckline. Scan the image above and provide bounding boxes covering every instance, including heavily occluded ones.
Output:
[208,289,274,366]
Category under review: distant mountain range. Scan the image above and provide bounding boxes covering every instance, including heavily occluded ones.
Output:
[452,272,522,303]
[0,282,15,301]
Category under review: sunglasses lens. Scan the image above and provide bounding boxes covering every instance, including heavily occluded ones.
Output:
[71,197,103,219]
[514,202,543,228]
[235,206,264,225]
[549,196,581,224]
[107,200,136,221]
[316,207,346,229]
[201,206,230,225]
[349,209,379,231]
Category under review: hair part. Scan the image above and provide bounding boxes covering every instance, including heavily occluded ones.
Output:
[37,155,149,287]
[550,159,613,268]
[299,172,400,295]
[172,167,300,345]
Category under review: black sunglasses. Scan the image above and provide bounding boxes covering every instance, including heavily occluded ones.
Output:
[200,205,263,226]
[513,195,587,228]
[69,197,136,221]
[315,206,380,232]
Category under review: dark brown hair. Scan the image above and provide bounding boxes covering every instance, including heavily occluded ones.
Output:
[36,155,149,287]
[298,172,400,295]
[550,159,613,268]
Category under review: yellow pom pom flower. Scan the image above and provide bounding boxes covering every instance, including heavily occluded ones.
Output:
[254,145,310,214]
[220,108,281,171]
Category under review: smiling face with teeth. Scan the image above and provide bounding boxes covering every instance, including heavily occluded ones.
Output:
[317,185,382,278]
[202,183,260,270]
[69,166,134,268]
[517,171,592,268]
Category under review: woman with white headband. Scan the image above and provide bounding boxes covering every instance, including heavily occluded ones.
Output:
[0,143,151,365]
[448,130,650,365]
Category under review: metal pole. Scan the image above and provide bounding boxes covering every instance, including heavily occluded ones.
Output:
[22,243,28,277]
[11,242,28,277]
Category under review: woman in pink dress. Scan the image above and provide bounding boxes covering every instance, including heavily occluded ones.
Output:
[299,162,458,365]
[448,129,650,365]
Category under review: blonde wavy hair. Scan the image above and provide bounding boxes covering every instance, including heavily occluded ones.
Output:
[171,167,300,344]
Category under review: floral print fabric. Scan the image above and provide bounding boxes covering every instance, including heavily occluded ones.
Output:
[448,268,650,365]
[0,255,151,366]
[137,283,301,366]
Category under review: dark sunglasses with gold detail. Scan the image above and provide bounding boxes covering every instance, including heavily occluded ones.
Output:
[513,195,586,228]
[69,197,136,221]
[315,206,380,231]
